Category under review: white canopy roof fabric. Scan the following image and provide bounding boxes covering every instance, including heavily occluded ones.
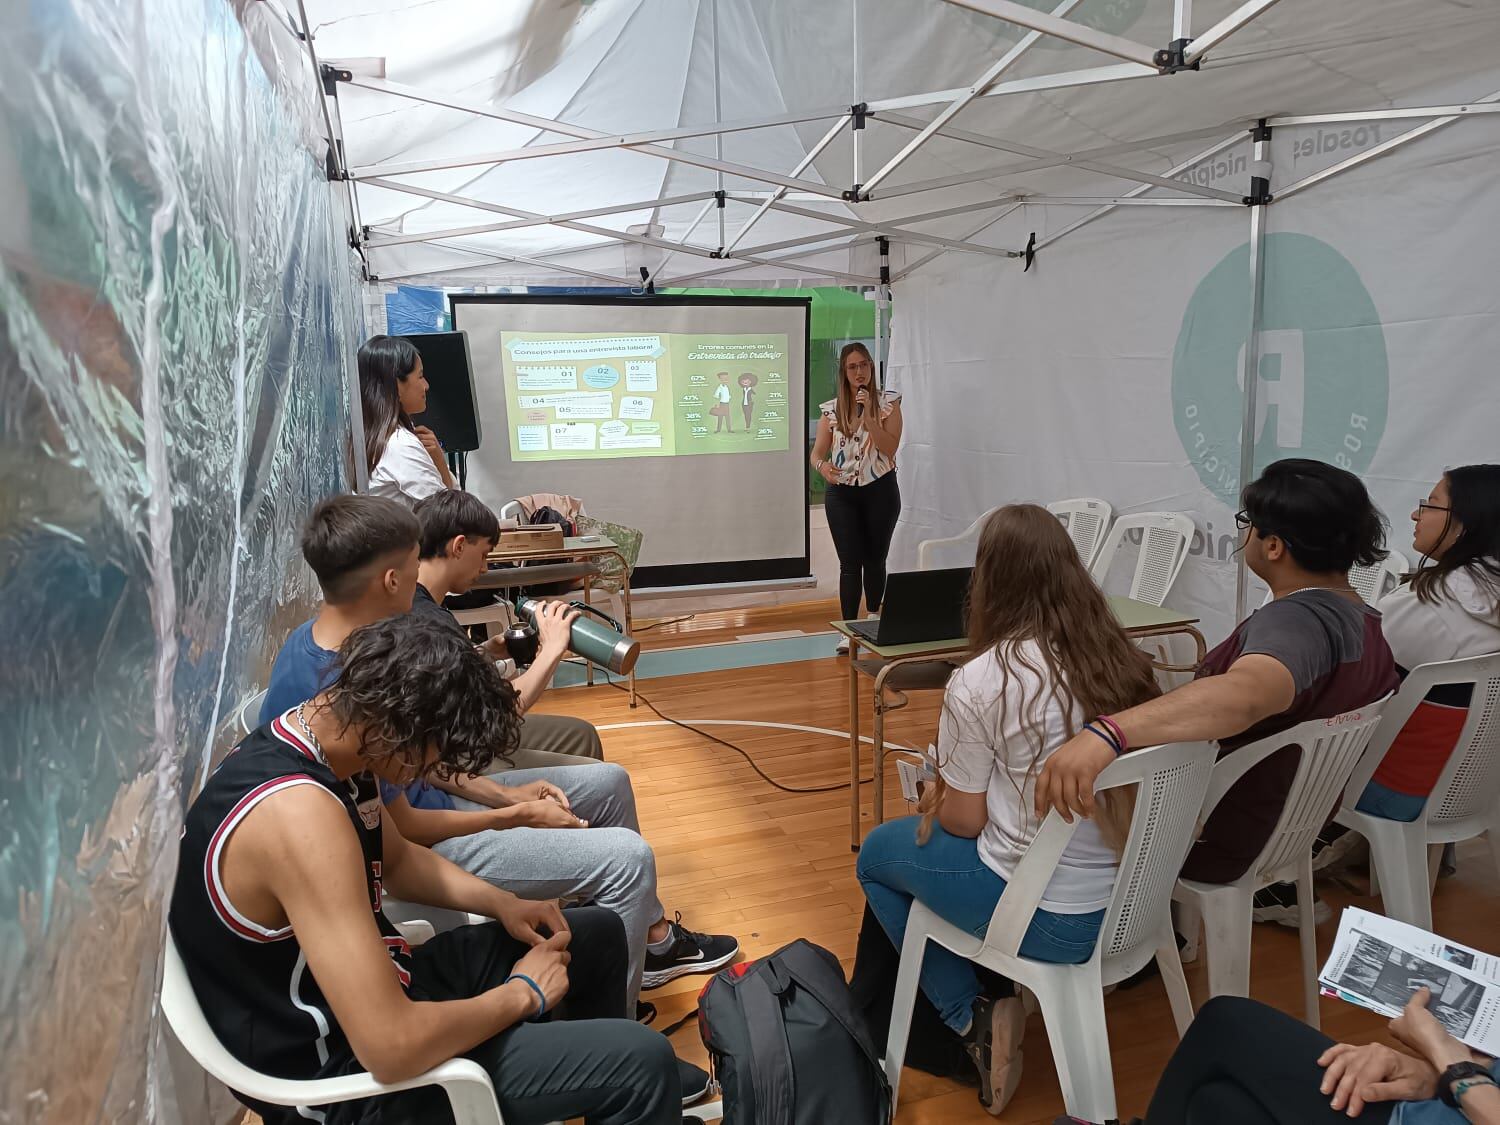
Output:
[300,0,1500,288]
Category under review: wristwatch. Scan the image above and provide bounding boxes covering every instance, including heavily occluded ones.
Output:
[1438,1061,1494,1107]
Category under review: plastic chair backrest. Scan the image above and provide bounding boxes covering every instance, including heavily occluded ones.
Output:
[161,935,287,1099]
[237,689,268,736]
[977,740,1215,970]
[497,499,525,524]
[916,507,1001,571]
[1046,498,1114,567]
[1089,512,1196,607]
[1200,706,1387,885]
[162,932,505,1122]
[1344,653,1500,829]
[1351,550,1408,605]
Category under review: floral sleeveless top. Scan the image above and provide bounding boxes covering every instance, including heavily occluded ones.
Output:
[820,391,899,487]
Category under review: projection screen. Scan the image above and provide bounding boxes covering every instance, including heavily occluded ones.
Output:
[451,294,811,588]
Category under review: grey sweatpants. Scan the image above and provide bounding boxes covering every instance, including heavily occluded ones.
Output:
[434,760,667,1007]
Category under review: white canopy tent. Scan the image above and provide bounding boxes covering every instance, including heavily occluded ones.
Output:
[286,0,1500,639]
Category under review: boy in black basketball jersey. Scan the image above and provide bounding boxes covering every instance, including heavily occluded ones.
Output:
[169,613,681,1124]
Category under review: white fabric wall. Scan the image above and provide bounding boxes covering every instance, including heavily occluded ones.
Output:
[888,111,1500,650]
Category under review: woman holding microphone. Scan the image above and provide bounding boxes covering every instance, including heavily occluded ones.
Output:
[811,343,903,653]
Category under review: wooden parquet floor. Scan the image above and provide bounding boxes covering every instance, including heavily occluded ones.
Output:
[536,599,1500,1123]
[248,599,1500,1124]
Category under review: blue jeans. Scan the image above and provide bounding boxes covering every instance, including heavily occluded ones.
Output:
[1355,779,1426,822]
[856,817,1105,1034]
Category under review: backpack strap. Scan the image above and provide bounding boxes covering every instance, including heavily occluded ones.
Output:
[774,942,894,1121]
[739,966,797,1125]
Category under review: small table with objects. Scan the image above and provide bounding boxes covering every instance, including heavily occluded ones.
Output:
[835,596,1207,849]
[463,535,638,707]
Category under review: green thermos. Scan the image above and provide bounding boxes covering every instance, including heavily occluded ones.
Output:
[513,597,641,676]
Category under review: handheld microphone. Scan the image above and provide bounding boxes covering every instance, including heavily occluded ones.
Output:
[513,597,641,675]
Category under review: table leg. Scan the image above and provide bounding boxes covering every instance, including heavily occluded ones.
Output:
[848,636,862,852]
[583,575,595,688]
[617,554,637,709]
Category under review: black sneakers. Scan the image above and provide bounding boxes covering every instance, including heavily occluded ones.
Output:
[1251,880,1331,928]
[642,913,740,990]
[677,1059,712,1106]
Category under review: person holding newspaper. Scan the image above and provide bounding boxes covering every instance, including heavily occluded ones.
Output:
[1052,988,1499,1125]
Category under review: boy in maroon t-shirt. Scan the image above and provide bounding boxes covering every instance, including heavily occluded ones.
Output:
[1036,459,1399,919]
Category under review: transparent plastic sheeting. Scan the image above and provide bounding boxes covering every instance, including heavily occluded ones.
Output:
[0,0,362,1120]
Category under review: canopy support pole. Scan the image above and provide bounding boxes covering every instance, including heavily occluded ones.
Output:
[1034,131,1245,252]
[767,200,1022,258]
[876,111,1242,201]
[362,192,717,249]
[858,0,1085,198]
[711,0,726,253]
[876,237,892,391]
[1234,120,1272,623]
[1275,89,1500,201]
[941,0,1161,67]
[343,76,849,199]
[722,115,849,255]
[1184,0,1286,65]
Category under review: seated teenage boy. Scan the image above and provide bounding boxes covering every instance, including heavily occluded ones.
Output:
[170,614,681,1125]
[404,489,740,1008]
[261,494,600,783]
[1035,458,1400,924]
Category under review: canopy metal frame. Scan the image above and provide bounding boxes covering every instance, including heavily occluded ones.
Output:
[279,0,1497,618]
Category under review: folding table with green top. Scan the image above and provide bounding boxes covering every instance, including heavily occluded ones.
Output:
[834,595,1207,849]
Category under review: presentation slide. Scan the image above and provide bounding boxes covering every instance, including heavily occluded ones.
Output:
[451,295,811,587]
[500,331,791,461]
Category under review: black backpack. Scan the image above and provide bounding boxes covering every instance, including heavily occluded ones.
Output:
[698,940,892,1124]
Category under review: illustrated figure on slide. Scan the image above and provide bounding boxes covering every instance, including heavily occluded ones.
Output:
[738,371,758,431]
[713,371,732,432]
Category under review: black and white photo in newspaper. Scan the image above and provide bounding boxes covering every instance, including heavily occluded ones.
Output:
[1319,908,1500,1053]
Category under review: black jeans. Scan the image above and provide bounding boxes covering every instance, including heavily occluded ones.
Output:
[369,907,679,1125]
[824,471,901,621]
[1146,996,1395,1125]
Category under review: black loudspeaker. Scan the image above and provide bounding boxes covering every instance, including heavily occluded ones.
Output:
[402,331,481,452]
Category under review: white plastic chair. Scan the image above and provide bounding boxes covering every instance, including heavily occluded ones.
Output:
[916,506,1001,571]
[1335,654,1500,930]
[1046,498,1114,568]
[1174,706,1387,1029]
[882,739,1216,1124]
[236,689,268,736]
[161,928,506,1124]
[1352,549,1408,605]
[1089,512,1196,607]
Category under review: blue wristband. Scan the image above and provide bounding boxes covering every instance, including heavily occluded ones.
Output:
[505,973,548,1020]
[1083,723,1122,755]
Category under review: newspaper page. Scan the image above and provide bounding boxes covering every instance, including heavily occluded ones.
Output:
[1319,907,1500,1054]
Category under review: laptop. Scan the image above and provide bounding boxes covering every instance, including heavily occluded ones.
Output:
[847,567,972,646]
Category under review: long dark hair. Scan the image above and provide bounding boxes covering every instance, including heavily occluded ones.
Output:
[917,504,1160,851]
[1410,465,1500,621]
[833,342,876,437]
[359,335,421,475]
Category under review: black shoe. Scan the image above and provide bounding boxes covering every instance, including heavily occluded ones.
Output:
[636,1000,657,1025]
[1252,881,1331,928]
[642,914,740,990]
[677,1059,712,1106]
[1312,823,1363,872]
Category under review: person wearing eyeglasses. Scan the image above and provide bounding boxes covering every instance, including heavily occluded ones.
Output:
[1314,466,1500,868]
[1034,459,1400,926]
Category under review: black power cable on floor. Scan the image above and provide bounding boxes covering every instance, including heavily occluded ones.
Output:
[594,667,879,795]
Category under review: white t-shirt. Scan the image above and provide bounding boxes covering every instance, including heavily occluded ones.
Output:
[1377,565,1500,670]
[368,426,445,508]
[937,639,1119,914]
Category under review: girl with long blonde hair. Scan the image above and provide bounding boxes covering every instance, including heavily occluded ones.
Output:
[855,504,1158,1115]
